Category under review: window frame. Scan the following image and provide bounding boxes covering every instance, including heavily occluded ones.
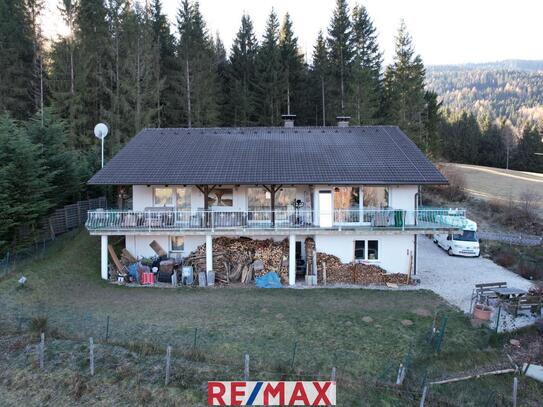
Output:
[353,239,380,262]
[170,236,184,253]
[153,186,192,210]
[153,187,174,207]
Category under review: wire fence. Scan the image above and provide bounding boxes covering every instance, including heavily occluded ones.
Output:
[0,304,523,406]
[0,197,106,279]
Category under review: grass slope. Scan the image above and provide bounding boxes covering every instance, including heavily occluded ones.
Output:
[0,230,542,406]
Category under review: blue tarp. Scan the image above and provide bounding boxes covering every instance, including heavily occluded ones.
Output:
[255,272,282,288]
[127,263,139,283]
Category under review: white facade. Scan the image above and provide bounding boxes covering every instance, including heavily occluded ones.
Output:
[121,184,418,280]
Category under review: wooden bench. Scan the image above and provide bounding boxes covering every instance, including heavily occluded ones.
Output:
[505,295,543,317]
[470,282,508,311]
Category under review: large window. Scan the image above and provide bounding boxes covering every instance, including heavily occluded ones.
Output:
[154,187,174,206]
[363,186,389,208]
[334,187,360,222]
[176,188,191,210]
[354,239,379,261]
[153,187,191,209]
[247,187,296,210]
[208,188,233,207]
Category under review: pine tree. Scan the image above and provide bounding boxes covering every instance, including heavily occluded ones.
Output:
[255,9,281,125]
[0,0,36,119]
[327,0,353,116]
[279,13,306,119]
[309,31,330,125]
[382,20,426,144]
[351,4,381,124]
[225,14,259,126]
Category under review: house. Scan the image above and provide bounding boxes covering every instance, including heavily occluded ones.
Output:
[86,116,465,285]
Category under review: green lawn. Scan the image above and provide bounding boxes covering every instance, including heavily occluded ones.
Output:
[0,230,541,406]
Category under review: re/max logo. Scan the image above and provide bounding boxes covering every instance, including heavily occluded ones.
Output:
[207,381,336,406]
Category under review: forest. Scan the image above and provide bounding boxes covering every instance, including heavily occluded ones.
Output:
[0,0,542,252]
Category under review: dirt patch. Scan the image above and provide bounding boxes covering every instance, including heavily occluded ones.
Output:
[401,319,414,327]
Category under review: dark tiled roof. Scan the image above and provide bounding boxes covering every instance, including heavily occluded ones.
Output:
[88,126,447,185]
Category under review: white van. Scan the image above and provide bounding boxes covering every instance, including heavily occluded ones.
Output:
[433,219,480,257]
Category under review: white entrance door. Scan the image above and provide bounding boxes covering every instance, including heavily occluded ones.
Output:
[319,191,333,227]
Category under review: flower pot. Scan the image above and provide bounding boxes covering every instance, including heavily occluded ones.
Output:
[473,304,492,320]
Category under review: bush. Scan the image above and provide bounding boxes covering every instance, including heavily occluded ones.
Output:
[494,251,516,268]
[518,261,541,280]
[29,316,47,334]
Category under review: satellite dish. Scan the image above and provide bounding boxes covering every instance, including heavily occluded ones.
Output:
[94,123,108,140]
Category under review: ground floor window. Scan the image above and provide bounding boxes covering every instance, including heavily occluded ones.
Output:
[354,239,379,261]
[170,236,184,252]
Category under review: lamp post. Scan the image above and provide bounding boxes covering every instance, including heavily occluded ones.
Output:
[94,123,109,168]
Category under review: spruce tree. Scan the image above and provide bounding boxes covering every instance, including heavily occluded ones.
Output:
[255,9,281,125]
[327,0,353,116]
[513,126,543,172]
[0,0,36,119]
[279,13,306,120]
[351,4,382,124]
[176,0,220,127]
[26,109,82,205]
[0,114,52,248]
[225,14,259,126]
[382,20,426,144]
[309,31,330,125]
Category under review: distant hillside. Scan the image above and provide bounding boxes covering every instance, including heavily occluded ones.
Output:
[426,60,543,126]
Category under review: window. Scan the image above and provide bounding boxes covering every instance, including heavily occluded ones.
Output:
[154,187,173,206]
[247,187,296,211]
[176,188,191,210]
[368,240,379,260]
[353,239,379,261]
[208,188,233,207]
[354,240,365,260]
[334,187,360,222]
[276,188,296,210]
[363,186,389,208]
[170,236,184,252]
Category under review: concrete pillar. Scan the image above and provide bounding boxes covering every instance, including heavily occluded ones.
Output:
[206,234,213,272]
[101,235,108,280]
[289,234,296,286]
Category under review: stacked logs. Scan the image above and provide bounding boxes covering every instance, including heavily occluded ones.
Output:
[316,252,412,285]
[184,237,289,285]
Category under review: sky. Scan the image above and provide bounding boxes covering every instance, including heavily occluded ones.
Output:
[42,0,543,65]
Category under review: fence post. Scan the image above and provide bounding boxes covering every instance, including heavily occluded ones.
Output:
[77,202,82,224]
[323,262,327,286]
[165,345,172,386]
[39,332,45,370]
[330,366,336,382]
[64,207,70,231]
[396,363,404,385]
[89,337,95,376]
[105,315,110,342]
[290,341,298,370]
[244,354,250,381]
[495,305,502,333]
[512,377,518,407]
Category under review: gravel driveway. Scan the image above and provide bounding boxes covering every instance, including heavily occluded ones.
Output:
[416,236,533,312]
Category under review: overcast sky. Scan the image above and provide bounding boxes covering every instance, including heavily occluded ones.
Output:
[42,0,543,65]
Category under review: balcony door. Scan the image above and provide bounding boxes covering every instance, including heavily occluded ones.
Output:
[319,191,333,227]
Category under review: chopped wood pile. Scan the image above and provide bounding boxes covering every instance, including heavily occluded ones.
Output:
[316,253,412,285]
[184,237,289,285]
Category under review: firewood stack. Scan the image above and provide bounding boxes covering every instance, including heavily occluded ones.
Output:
[184,237,290,285]
[316,252,412,285]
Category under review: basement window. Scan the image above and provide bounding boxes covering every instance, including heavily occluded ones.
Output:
[170,236,184,252]
[354,240,365,260]
[368,240,379,260]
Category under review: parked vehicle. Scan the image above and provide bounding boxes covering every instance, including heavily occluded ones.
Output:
[433,218,480,257]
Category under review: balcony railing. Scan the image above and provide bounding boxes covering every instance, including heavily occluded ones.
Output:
[85,208,467,233]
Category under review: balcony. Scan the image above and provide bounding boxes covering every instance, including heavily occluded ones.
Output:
[85,208,467,235]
